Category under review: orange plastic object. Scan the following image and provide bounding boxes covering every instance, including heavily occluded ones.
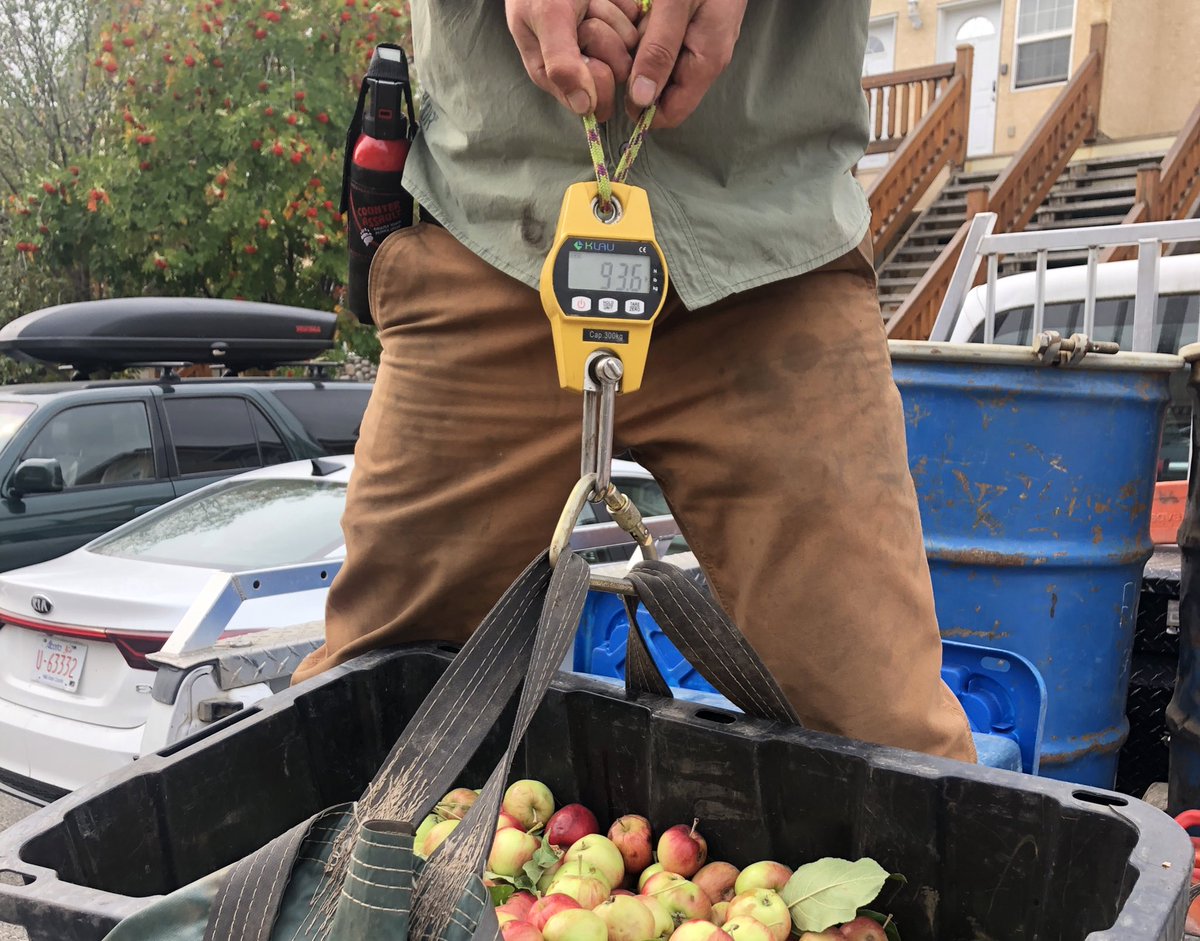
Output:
[1151,480,1187,545]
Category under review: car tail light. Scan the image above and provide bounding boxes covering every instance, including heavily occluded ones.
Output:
[0,610,171,671]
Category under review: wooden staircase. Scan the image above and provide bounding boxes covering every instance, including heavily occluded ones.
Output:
[877,168,997,315]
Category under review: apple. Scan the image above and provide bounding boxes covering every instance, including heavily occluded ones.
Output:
[649,878,711,926]
[501,891,538,922]
[668,920,732,941]
[418,819,459,858]
[415,814,439,850]
[725,892,790,941]
[543,909,608,941]
[546,804,601,849]
[564,836,625,889]
[547,872,611,909]
[838,917,888,941]
[437,787,479,821]
[657,822,707,878]
[529,895,583,932]
[498,811,525,831]
[693,863,740,904]
[797,934,842,941]
[608,815,654,877]
[638,863,665,891]
[733,862,792,896]
[489,828,541,877]
[611,889,636,897]
[503,921,545,941]
[641,871,685,897]
[593,894,657,941]
[710,903,730,926]
[641,895,674,940]
[499,912,519,927]
[504,780,555,831]
[721,920,775,941]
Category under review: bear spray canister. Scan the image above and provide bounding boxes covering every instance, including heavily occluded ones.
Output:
[341,44,416,325]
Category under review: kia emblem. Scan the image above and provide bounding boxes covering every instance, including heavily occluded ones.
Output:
[30,594,52,616]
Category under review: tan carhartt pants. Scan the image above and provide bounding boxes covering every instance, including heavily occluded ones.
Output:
[294,223,976,763]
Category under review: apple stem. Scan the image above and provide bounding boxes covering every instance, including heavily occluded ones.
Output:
[689,818,699,840]
[882,914,894,930]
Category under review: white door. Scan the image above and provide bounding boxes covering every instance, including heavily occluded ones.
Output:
[863,16,897,77]
[939,1,1001,157]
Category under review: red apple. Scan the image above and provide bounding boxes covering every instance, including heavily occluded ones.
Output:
[608,815,654,877]
[501,891,537,922]
[839,917,888,941]
[657,822,707,878]
[797,934,842,941]
[503,921,544,941]
[546,804,601,849]
[437,787,479,820]
[693,863,740,904]
[593,894,657,941]
[498,811,524,831]
[611,889,636,897]
[529,895,582,932]
[499,912,519,927]
[668,919,732,941]
[489,828,541,877]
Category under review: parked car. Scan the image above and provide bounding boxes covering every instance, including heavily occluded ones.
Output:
[946,253,1200,544]
[0,297,372,571]
[0,456,673,803]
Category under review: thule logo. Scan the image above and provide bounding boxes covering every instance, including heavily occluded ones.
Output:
[30,594,52,615]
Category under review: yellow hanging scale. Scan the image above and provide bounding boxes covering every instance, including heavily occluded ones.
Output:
[542,91,668,568]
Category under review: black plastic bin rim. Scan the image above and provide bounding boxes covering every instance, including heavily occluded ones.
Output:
[0,643,1191,941]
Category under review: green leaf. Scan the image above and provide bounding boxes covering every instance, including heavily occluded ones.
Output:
[779,857,889,933]
[490,884,515,907]
[858,909,902,941]
[521,834,564,891]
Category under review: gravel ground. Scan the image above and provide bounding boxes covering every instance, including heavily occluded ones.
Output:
[0,793,32,941]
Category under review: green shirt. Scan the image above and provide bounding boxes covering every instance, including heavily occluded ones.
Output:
[404,1,872,310]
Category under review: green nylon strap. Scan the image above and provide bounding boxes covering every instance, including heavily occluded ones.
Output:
[582,0,656,212]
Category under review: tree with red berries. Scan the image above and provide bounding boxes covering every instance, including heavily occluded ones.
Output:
[3,0,410,353]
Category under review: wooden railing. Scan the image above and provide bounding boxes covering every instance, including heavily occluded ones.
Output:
[1101,98,1200,262]
[863,60,958,156]
[886,22,1109,341]
[865,46,973,263]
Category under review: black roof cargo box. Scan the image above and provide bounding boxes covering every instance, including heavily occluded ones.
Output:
[0,297,336,372]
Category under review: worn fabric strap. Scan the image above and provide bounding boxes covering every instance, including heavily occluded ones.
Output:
[624,560,801,725]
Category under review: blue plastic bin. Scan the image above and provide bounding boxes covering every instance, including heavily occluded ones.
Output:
[575,591,1047,773]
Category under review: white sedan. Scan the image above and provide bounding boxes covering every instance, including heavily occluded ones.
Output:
[0,456,672,803]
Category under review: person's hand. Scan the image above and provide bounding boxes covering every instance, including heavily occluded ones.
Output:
[507,0,643,122]
[626,0,748,127]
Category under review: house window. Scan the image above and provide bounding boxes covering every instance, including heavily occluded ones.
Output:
[1014,0,1075,88]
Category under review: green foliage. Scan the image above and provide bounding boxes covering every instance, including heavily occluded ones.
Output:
[3,0,411,360]
[779,857,890,933]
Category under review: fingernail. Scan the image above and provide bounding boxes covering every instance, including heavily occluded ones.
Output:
[568,90,591,115]
[631,76,657,107]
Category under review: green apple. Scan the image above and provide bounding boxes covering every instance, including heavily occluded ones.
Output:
[725,891,789,941]
[418,819,459,859]
[564,835,625,890]
[640,895,673,940]
[503,780,556,831]
[667,920,732,941]
[593,895,656,941]
[488,827,542,877]
[732,862,792,897]
[721,919,774,941]
[547,872,610,910]
[543,909,608,941]
[638,863,666,891]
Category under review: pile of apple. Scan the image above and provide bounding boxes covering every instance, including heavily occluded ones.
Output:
[414,781,894,941]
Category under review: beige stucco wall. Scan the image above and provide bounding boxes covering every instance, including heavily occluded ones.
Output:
[868,0,1200,157]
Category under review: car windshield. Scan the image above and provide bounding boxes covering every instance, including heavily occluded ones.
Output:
[0,402,35,452]
[89,477,346,570]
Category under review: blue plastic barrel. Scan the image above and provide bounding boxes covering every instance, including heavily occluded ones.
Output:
[893,341,1179,787]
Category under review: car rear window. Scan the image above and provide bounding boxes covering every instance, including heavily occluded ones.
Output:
[89,477,346,570]
[272,388,371,454]
[0,402,35,453]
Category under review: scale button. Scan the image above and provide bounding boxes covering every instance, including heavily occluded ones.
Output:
[571,296,593,312]
[624,299,645,315]
[598,298,619,313]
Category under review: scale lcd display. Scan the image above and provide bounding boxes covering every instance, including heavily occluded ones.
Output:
[568,252,651,294]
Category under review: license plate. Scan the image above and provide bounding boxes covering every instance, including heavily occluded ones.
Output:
[32,635,87,692]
